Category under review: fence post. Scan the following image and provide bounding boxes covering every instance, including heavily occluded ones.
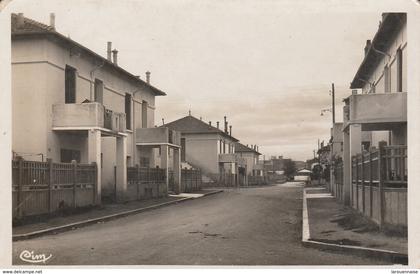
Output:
[369,150,373,218]
[48,158,54,213]
[355,156,358,210]
[72,160,77,208]
[136,164,140,200]
[378,142,385,227]
[93,162,98,205]
[361,153,365,214]
[17,158,24,218]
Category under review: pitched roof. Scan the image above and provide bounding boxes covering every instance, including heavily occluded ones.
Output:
[11,13,165,96]
[234,142,261,155]
[162,115,239,142]
[350,13,406,89]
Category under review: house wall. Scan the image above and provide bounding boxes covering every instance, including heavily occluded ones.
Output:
[183,133,219,174]
[237,152,257,175]
[362,22,407,94]
[12,36,158,197]
[359,20,407,148]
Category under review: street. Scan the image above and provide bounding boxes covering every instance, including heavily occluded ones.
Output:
[13,183,387,265]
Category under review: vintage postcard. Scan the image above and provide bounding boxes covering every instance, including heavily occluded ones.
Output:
[0,0,419,270]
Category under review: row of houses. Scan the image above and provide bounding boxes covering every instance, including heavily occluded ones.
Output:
[325,13,407,231]
[11,13,266,219]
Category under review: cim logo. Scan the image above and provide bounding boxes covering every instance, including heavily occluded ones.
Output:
[19,250,52,264]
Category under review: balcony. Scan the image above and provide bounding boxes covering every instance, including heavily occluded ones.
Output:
[52,103,126,133]
[219,153,246,166]
[343,92,407,131]
[136,127,181,146]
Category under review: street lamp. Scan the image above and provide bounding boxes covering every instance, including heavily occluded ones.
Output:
[320,108,331,116]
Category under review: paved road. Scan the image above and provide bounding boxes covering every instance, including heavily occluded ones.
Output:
[13,183,388,265]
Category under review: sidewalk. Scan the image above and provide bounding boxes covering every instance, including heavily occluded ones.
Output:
[302,186,407,264]
[13,189,223,241]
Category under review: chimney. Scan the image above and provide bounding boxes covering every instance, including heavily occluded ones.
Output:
[216,121,219,129]
[364,40,371,56]
[17,13,24,28]
[224,116,227,133]
[229,125,232,136]
[50,13,55,30]
[146,71,151,84]
[162,118,165,125]
[209,121,212,126]
[107,42,112,61]
[112,49,118,65]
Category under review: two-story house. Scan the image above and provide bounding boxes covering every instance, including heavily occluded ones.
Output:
[234,143,264,185]
[162,114,247,186]
[339,13,407,229]
[11,13,181,203]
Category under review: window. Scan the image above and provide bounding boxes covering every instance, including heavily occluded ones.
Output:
[125,93,132,130]
[142,100,148,128]
[94,79,103,104]
[65,65,76,103]
[60,149,81,163]
[181,138,186,161]
[397,48,403,92]
[140,157,149,168]
[384,65,390,93]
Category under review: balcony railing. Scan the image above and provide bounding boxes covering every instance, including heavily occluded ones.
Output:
[52,103,125,133]
[219,154,246,166]
[343,92,407,130]
[136,127,181,146]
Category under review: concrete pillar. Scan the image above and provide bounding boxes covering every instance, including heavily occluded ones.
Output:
[160,144,169,191]
[343,124,362,206]
[116,136,127,202]
[88,129,101,205]
[173,148,181,194]
[342,130,351,205]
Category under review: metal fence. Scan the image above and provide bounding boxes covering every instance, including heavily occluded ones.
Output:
[248,175,266,186]
[126,166,167,201]
[332,162,344,201]
[181,169,202,193]
[12,159,97,219]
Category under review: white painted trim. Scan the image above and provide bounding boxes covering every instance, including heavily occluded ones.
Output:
[52,126,127,136]
[136,142,181,148]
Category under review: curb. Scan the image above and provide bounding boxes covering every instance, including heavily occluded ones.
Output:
[13,189,224,241]
[13,196,197,242]
[301,188,408,264]
[201,189,224,196]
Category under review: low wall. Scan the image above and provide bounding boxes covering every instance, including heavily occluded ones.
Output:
[351,183,407,228]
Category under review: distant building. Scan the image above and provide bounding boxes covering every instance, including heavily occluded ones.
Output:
[163,114,247,186]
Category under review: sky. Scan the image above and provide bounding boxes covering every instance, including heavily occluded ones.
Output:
[4,0,413,161]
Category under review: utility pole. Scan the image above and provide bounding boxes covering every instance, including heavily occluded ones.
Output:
[331,83,336,125]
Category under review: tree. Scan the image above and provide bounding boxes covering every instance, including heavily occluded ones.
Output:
[283,159,296,179]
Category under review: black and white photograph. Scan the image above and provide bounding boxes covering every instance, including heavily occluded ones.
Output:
[0,0,420,270]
